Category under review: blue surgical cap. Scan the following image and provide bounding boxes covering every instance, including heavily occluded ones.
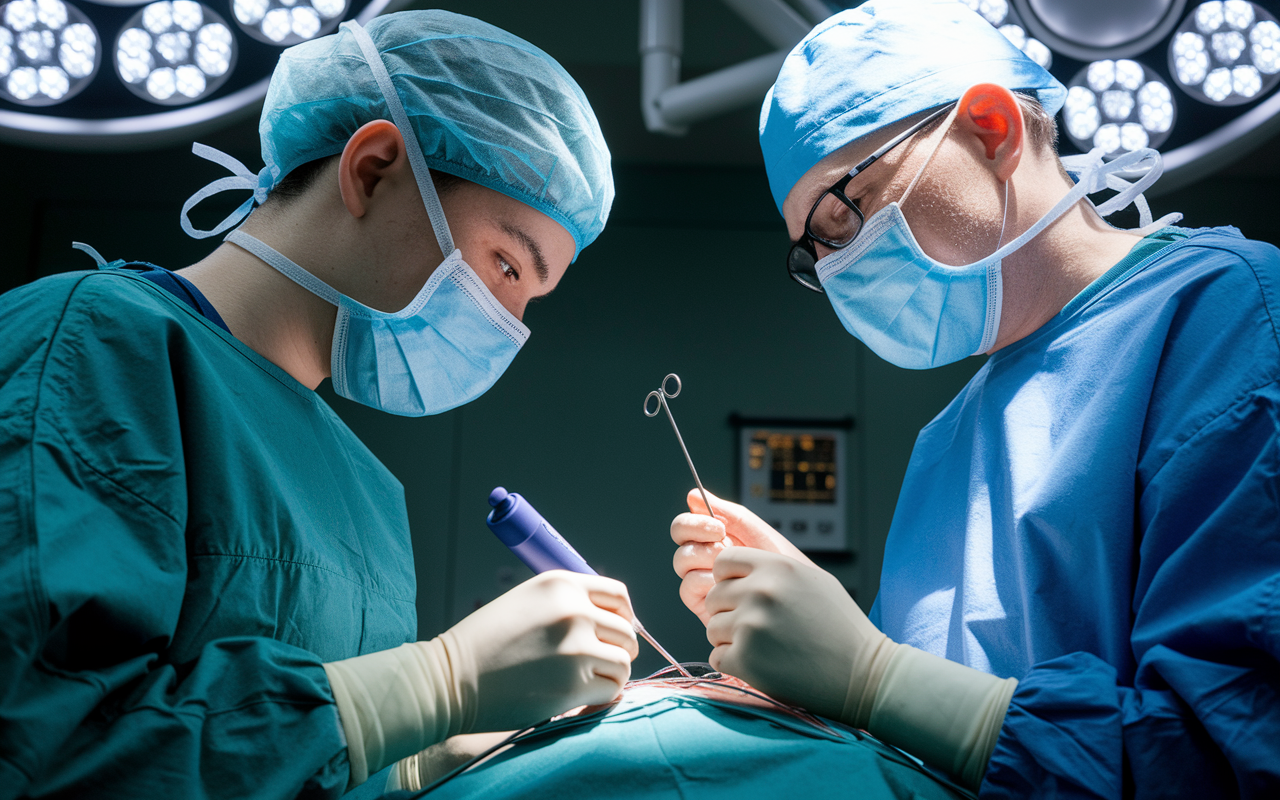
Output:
[759,0,1066,215]
[260,10,613,258]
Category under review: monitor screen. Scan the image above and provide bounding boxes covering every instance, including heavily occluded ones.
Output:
[748,432,837,504]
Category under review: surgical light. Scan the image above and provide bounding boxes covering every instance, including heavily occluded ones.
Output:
[0,0,98,106]
[114,1,235,106]
[961,0,1010,26]
[1063,58,1176,156]
[998,22,1053,68]
[1169,1,1280,105]
[0,0,397,149]
[959,0,1053,69]
[232,0,347,46]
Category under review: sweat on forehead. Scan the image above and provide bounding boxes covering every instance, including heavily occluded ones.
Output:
[758,0,1066,216]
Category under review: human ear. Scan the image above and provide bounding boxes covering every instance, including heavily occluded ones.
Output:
[337,119,405,219]
[956,83,1023,183]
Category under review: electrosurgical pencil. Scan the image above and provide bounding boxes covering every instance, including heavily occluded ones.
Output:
[485,487,691,677]
[643,373,715,519]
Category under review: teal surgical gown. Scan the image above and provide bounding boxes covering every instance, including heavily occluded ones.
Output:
[0,269,417,798]
[871,227,1280,797]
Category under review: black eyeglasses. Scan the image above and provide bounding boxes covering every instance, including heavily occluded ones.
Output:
[786,102,956,293]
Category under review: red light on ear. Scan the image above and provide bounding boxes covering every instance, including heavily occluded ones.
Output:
[960,84,1021,161]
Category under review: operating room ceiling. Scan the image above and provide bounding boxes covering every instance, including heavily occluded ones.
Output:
[410,0,1280,181]
[5,0,1280,183]
[407,0,779,167]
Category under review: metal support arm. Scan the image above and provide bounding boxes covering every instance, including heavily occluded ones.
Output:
[641,0,828,135]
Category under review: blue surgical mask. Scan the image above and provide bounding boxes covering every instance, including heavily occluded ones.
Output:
[191,21,529,417]
[815,115,1179,370]
[225,230,528,416]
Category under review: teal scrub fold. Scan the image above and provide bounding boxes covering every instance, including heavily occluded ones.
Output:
[0,269,417,798]
[417,685,968,800]
[870,227,1280,797]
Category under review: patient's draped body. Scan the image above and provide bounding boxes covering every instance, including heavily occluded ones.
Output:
[419,666,968,799]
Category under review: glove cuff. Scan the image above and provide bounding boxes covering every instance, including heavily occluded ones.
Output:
[436,628,479,734]
[842,634,899,729]
[322,639,466,790]
[866,646,1017,790]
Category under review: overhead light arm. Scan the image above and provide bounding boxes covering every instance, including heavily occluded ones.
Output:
[640,0,824,135]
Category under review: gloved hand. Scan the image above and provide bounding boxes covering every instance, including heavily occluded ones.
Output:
[706,547,1017,790]
[324,570,637,789]
[670,488,815,623]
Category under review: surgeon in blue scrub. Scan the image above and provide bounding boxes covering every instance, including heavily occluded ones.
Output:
[0,11,639,799]
[672,1,1280,797]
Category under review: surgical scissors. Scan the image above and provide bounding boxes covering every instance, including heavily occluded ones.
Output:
[644,374,715,520]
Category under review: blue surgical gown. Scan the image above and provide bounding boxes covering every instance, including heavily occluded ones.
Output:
[0,269,417,798]
[870,226,1280,798]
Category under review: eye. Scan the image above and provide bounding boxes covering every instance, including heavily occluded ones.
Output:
[499,257,519,281]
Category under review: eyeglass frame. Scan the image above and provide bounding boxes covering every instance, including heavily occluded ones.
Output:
[785,102,957,294]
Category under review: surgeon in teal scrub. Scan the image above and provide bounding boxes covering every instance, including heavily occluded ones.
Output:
[672,1,1280,797]
[0,11,637,799]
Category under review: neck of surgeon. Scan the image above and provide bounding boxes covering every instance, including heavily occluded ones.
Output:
[979,153,1144,353]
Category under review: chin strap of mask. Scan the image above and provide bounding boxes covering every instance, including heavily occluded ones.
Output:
[1058,147,1182,235]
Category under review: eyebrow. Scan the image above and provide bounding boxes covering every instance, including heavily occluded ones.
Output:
[501,222,549,283]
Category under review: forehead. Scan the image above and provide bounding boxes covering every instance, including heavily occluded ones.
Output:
[459,183,575,258]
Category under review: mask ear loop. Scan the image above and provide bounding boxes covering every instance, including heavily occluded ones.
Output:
[897,103,962,211]
[344,20,455,259]
[973,177,1011,356]
[995,179,1009,250]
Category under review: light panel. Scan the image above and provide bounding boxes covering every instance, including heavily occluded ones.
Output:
[232,0,346,46]
[1063,58,1177,155]
[114,0,235,106]
[959,0,1053,69]
[0,0,98,106]
[1169,1,1280,104]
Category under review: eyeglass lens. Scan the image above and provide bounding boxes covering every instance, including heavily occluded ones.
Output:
[809,191,862,247]
[787,242,823,292]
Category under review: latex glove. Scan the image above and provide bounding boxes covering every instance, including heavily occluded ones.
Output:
[324,570,637,789]
[386,731,514,792]
[670,488,815,623]
[706,548,1016,789]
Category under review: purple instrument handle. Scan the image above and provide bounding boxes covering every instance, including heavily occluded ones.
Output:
[485,486,693,678]
[486,487,597,576]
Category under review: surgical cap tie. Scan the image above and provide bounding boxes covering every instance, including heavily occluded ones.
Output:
[180,143,273,240]
[344,20,455,257]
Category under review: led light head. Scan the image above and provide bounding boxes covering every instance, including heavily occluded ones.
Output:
[0,0,98,106]
[1170,1,1280,105]
[1064,59,1176,157]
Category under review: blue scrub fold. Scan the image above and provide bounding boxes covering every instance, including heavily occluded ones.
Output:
[871,227,1280,798]
[0,270,417,799]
